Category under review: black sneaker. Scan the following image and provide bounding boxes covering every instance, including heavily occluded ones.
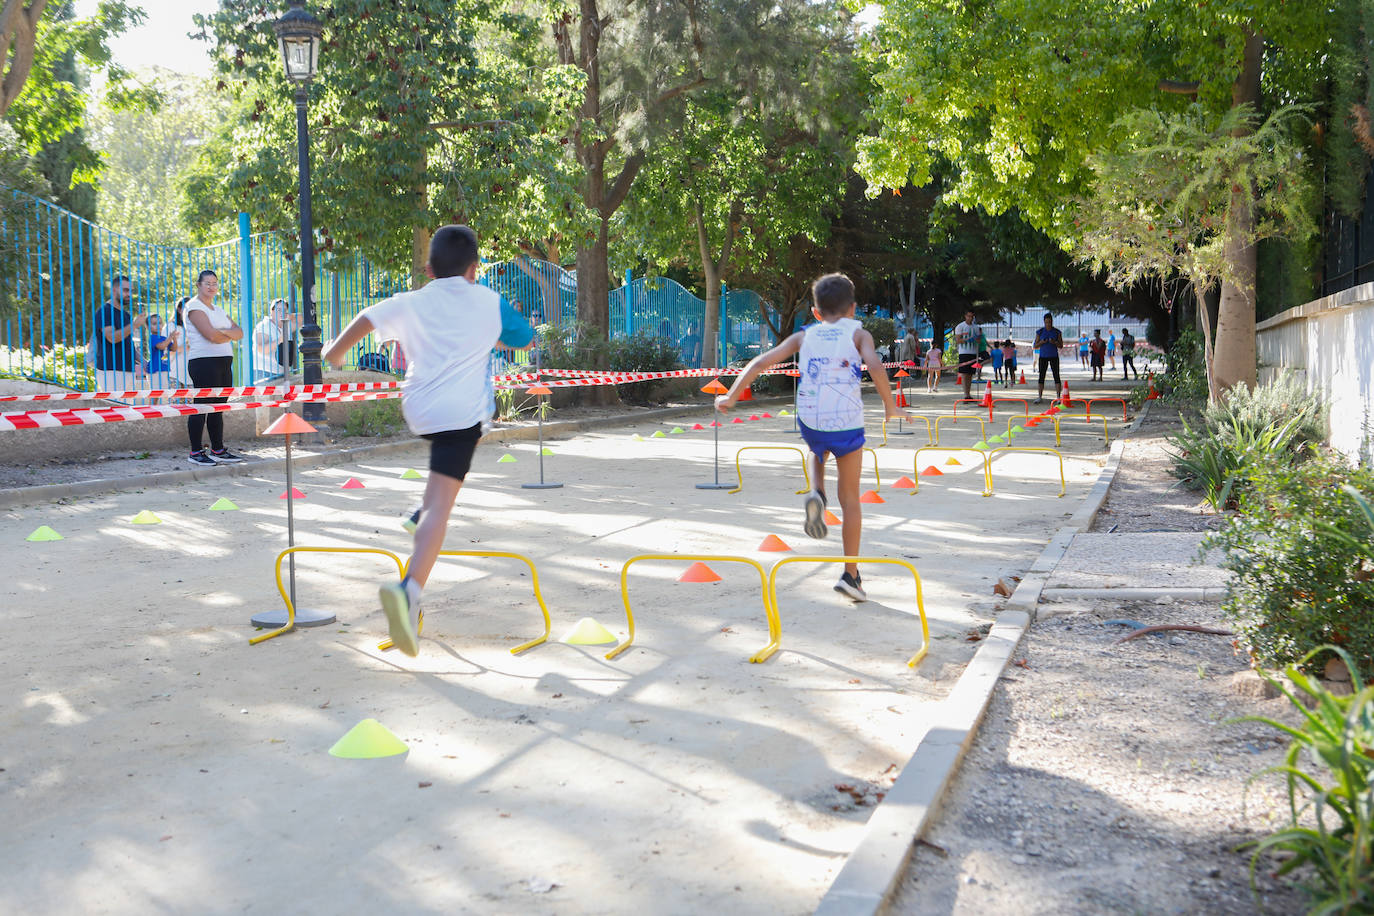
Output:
[834,572,867,602]
[187,450,216,467]
[803,489,828,539]
[209,448,245,464]
[402,506,422,535]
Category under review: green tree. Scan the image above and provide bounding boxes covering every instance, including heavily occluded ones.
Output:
[90,68,231,243]
[858,0,1341,393]
[185,0,588,277]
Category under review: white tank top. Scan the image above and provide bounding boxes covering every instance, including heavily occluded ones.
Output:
[797,317,864,431]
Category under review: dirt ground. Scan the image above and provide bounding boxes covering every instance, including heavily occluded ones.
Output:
[888,405,1311,915]
[1,381,1117,915]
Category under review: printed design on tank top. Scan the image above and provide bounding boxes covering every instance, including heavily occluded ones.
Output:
[797,318,864,431]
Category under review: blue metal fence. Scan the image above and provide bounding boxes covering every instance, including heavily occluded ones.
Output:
[0,193,777,388]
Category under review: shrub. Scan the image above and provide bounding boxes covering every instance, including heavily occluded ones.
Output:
[341,398,405,437]
[1205,456,1374,679]
[1239,646,1374,912]
[1204,371,1326,450]
[1169,412,1308,511]
[860,316,897,354]
[607,330,683,404]
[1163,327,1209,405]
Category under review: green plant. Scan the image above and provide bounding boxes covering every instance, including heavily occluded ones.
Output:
[860,316,897,353]
[607,330,683,404]
[1206,457,1374,679]
[1205,371,1327,450]
[1169,412,1307,511]
[1239,646,1374,913]
[341,399,405,438]
[1163,327,1209,406]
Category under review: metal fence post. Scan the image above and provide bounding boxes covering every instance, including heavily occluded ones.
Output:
[624,268,634,337]
[239,212,254,382]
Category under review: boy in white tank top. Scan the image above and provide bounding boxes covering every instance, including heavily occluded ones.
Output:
[716,273,910,601]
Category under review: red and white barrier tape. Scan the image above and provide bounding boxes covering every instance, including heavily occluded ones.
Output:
[0,388,404,431]
[0,381,403,403]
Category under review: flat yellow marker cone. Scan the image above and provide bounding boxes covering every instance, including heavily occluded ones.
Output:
[400,469,423,479]
[26,525,62,542]
[497,453,517,463]
[541,447,555,456]
[778,409,791,416]
[328,718,409,759]
[131,510,161,525]
[631,434,646,441]
[670,427,685,434]
[945,457,962,466]
[562,616,618,645]
[209,497,238,511]
[651,430,666,438]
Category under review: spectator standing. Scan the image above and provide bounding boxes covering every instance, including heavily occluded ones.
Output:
[990,337,1004,383]
[93,275,147,395]
[1033,313,1064,404]
[1078,332,1090,368]
[1120,328,1139,379]
[1107,330,1117,371]
[1001,339,1017,388]
[183,270,246,466]
[954,310,981,399]
[1089,329,1107,381]
[145,314,173,394]
[679,322,703,369]
[899,330,921,366]
[252,298,300,381]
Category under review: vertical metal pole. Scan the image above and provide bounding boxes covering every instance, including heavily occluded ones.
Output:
[239,213,254,382]
[624,268,633,337]
[284,431,297,610]
[718,281,728,366]
[295,85,324,422]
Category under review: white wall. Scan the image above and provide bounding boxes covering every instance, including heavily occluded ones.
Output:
[1257,282,1374,462]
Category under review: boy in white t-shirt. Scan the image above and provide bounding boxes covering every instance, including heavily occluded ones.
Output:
[716,273,910,601]
[323,225,533,657]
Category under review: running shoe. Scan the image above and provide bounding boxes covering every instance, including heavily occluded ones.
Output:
[187,450,216,467]
[1033,397,1044,405]
[803,489,828,539]
[378,581,421,657]
[209,448,246,464]
[834,571,867,602]
[401,506,422,535]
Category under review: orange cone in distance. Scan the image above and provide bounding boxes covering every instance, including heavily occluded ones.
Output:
[678,562,723,583]
[280,487,306,499]
[981,381,993,407]
[920,465,944,476]
[732,417,744,423]
[824,509,841,525]
[526,383,552,396]
[895,369,911,378]
[341,477,365,489]
[748,415,761,421]
[860,490,885,503]
[761,412,773,418]
[701,379,728,395]
[890,476,917,489]
[1019,370,1026,384]
[738,387,754,402]
[692,423,705,430]
[757,534,792,552]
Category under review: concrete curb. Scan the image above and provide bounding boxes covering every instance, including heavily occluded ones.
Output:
[0,401,731,510]
[813,400,1153,916]
[1039,586,1228,602]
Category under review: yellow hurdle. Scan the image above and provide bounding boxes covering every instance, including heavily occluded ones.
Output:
[878,415,934,446]
[910,447,992,496]
[766,555,931,668]
[987,446,1067,497]
[614,554,780,663]
[253,546,407,645]
[932,414,987,446]
[730,445,812,495]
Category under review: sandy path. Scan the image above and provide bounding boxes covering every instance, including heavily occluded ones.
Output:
[1,393,1113,914]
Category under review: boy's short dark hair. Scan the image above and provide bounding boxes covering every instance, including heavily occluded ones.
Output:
[429,225,480,278]
[812,273,854,317]
[1043,312,1053,323]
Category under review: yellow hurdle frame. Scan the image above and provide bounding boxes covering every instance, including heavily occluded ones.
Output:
[253,546,407,645]
[371,549,553,655]
[911,446,992,496]
[1006,414,1059,446]
[878,416,934,446]
[932,414,987,446]
[987,446,1067,497]
[767,555,930,668]
[730,445,812,495]
[613,554,780,663]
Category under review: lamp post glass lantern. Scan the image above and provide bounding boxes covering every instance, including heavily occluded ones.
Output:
[275,0,324,421]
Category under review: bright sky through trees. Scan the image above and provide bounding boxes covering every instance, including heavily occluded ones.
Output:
[75,0,218,76]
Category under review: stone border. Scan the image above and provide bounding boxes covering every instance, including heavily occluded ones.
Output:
[0,401,736,510]
[1039,586,1228,602]
[814,401,1153,916]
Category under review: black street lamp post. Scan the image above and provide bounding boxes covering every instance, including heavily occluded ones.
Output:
[275,0,324,422]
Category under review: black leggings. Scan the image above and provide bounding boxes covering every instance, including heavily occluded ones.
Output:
[1122,354,1137,377]
[188,356,233,452]
[1037,355,1061,387]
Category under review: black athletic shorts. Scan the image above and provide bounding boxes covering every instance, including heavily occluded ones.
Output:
[1037,355,1062,385]
[957,353,979,377]
[423,423,483,480]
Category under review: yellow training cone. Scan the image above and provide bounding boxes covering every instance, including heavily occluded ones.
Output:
[400,468,423,479]
[209,497,238,510]
[131,510,161,525]
[945,457,961,466]
[26,525,62,542]
[497,453,517,463]
[328,718,409,759]
[561,616,618,645]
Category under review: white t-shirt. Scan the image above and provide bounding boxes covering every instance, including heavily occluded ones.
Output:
[359,276,504,436]
[183,299,235,360]
[796,317,864,432]
[162,323,189,383]
[954,321,980,355]
[253,316,289,377]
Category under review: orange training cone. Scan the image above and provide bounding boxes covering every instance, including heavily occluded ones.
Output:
[678,562,723,583]
[732,417,744,423]
[761,412,773,418]
[1019,370,1026,384]
[890,476,917,489]
[341,477,365,489]
[895,391,908,408]
[981,380,993,408]
[692,423,705,430]
[758,534,792,552]
[824,509,841,526]
[860,489,885,504]
[920,465,944,476]
[738,387,754,402]
[701,378,728,395]
[280,487,306,499]
[748,415,761,421]
[1061,381,1072,407]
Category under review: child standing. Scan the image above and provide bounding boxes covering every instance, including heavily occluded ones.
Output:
[924,345,942,393]
[1000,339,1017,388]
[323,225,533,656]
[716,273,909,601]
[990,339,1004,383]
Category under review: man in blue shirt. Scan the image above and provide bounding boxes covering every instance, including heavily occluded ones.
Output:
[94,275,147,394]
[1033,313,1064,404]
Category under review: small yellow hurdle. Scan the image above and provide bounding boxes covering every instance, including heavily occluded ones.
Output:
[987,446,1067,497]
[730,446,882,495]
[253,546,406,645]
[615,554,780,663]
[932,414,987,446]
[878,416,934,446]
[767,555,930,667]
[910,446,992,496]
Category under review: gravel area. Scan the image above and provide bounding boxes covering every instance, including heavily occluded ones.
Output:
[887,404,1313,915]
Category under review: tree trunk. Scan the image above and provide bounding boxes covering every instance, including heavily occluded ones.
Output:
[1193,280,1220,403]
[575,218,611,341]
[411,226,429,290]
[1213,26,1264,395]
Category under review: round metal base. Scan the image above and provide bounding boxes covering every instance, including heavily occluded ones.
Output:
[249,607,336,628]
[521,482,565,489]
[695,482,736,490]
[887,429,916,436]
